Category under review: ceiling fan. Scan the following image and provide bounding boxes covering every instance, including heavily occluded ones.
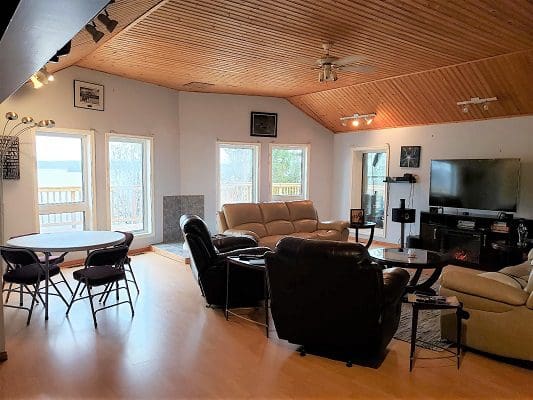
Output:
[314,42,375,83]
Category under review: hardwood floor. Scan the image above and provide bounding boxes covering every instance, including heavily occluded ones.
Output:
[0,252,530,399]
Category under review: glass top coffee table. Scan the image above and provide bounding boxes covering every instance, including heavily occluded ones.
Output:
[368,248,450,294]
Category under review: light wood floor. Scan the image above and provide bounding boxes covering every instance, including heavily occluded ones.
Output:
[0,252,531,399]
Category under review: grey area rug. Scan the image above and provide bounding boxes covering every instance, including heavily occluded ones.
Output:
[393,270,453,351]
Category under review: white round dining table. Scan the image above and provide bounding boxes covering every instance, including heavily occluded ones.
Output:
[5,231,125,320]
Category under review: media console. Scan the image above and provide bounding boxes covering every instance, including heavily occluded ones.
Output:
[419,211,533,271]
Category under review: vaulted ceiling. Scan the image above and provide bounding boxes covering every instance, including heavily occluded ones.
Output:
[52,0,533,132]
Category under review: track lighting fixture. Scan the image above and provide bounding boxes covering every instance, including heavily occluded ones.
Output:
[457,96,497,113]
[27,67,55,89]
[340,112,377,128]
[49,41,72,63]
[97,10,118,33]
[85,21,104,43]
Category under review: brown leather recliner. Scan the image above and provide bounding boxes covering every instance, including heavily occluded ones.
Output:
[265,237,410,364]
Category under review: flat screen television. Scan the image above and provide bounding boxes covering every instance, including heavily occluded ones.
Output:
[429,158,520,212]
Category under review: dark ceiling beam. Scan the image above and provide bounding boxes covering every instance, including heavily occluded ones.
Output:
[0,0,109,103]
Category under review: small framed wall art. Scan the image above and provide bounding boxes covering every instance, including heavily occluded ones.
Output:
[400,146,421,168]
[350,208,365,225]
[74,80,104,111]
[250,112,277,137]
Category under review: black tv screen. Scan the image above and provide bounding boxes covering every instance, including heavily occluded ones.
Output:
[429,158,520,212]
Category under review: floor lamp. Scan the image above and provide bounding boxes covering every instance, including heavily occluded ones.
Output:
[0,112,55,362]
[391,199,416,250]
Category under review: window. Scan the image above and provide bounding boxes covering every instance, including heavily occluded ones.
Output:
[107,134,153,234]
[351,147,389,237]
[35,130,94,233]
[217,142,260,209]
[270,144,309,201]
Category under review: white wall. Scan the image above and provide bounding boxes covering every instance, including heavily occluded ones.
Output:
[332,116,533,244]
[178,91,334,231]
[0,66,180,248]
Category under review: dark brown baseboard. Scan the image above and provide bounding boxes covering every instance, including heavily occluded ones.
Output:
[61,247,152,268]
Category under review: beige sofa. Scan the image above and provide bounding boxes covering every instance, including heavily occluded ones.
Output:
[439,252,533,361]
[217,200,349,249]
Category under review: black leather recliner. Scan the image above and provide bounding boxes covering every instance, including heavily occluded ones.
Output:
[180,214,270,307]
[265,237,410,363]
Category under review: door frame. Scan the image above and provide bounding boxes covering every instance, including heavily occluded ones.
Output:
[350,145,390,238]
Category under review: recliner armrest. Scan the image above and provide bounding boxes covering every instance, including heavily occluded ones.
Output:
[317,220,349,231]
[441,270,529,306]
[215,247,271,264]
[213,235,258,252]
[222,229,260,241]
[382,267,410,304]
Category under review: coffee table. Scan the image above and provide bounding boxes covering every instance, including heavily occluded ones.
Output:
[368,248,449,294]
[225,256,270,337]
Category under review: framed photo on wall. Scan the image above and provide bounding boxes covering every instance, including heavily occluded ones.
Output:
[400,146,421,168]
[74,80,104,111]
[350,208,365,225]
[250,112,277,137]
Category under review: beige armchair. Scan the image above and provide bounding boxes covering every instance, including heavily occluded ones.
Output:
[439,255,533,361]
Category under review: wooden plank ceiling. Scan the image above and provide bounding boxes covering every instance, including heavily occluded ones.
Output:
[67,0,533,131]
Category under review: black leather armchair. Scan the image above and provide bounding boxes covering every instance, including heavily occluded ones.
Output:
[265,237,409,363]
[180,214,270,307]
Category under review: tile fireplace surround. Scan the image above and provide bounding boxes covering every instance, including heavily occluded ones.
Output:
[163,195,204,243]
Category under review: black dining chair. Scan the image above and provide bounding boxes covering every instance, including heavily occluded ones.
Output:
[115,231,139,293]
[8,233,73,297]
[66,245,134,328]
[1,246,69,325]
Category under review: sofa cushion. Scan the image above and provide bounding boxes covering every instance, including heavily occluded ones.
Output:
[222,203,268,238]
[286,200,318,232]
[259,202,295,236]
[479,272,525,290]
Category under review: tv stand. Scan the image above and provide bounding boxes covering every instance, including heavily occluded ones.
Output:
[419,211,531,271]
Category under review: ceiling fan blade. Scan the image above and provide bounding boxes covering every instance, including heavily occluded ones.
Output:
[334,54,366,66]
[340,65,376,73]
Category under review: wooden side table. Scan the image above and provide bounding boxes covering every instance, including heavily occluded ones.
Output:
[406,297,469,371]
[349,222,376,248]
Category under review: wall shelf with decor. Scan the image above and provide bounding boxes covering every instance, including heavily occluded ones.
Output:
[384,174,417,183]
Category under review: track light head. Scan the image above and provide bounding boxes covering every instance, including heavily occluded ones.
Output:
[85,22,104,43]
[365,117,373,125]
[341,120,347,127]
[462,105,469,113]
[97,10,118,33]
[482,102,489,111]
[30,75,43,89]
[21,116,34,124]
[352,119,360,127]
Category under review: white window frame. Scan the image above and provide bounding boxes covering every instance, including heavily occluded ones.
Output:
[269,143,310,201]
[216,141,260,210]
[105,133,154,236]
[34,128,96,231]
[351,145,390,238]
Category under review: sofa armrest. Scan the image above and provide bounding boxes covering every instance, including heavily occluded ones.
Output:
[527,291,533,310]
[382,267,410,304]
[441,270,529,306]
[213,235,257,253]
[222,229,260,241]
[318,220,349,231]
